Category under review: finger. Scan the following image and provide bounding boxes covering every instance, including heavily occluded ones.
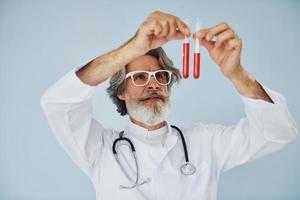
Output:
[193,29,209,40]
[205,22,230,41]
[158,20,170,37]
[215,29,235,47]
[151,21,163,36]
[193,29,215,50]
[167,19,177,39]
[225,38,242,51]
[176,19,190,37]
[167,30,185,40]
[198,38,215,51]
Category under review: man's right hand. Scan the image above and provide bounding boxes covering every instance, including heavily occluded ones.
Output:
[130,11,191,55]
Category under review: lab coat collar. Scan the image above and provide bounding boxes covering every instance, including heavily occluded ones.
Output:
[124,119,176,145]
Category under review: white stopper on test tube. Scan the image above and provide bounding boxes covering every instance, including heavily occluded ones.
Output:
[195,19,202,53]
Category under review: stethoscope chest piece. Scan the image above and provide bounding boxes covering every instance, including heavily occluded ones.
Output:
[180,162,196,175]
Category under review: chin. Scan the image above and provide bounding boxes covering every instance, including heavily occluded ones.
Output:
[126,99,171,126]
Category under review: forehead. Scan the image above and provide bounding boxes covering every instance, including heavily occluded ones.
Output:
[126,55,161,72]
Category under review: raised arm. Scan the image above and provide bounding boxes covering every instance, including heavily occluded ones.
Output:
[40,11,190,177]
[191,22,297,173]
[76,10,190,86]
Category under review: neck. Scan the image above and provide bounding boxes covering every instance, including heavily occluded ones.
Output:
[129,116,166,131]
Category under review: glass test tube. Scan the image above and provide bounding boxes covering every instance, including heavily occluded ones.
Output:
[182,20,190,79]
[194,19,202,79]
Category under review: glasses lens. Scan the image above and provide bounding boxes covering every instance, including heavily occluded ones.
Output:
[155,71,170,85]
[132,72,149,86]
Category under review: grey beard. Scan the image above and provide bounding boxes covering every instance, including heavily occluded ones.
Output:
[126,98,170,126]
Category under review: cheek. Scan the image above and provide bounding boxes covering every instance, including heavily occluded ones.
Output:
[123,82,139,97]
[125,88,144,100]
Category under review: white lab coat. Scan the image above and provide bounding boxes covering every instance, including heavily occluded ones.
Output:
[41,68,298,200]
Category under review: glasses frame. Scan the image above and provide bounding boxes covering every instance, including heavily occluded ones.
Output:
[125,70,172,87]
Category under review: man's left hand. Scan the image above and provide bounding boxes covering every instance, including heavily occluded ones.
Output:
[193,22,274,103]
[193,22,242,79]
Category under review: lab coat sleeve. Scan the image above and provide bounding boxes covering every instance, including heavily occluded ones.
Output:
[209,84,298,173]
[40,67,106,178]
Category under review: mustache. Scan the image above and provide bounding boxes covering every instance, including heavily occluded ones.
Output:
[138,91,169,102]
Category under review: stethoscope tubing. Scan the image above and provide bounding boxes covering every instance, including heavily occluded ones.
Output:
[170,125,190,163]
[112,124,195,189]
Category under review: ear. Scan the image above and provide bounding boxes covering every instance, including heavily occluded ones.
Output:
[117,92,125,101]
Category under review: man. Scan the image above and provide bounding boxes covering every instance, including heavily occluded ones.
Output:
[41,11,298,200]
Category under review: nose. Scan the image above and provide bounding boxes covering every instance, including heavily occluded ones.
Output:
[147,75,160,90]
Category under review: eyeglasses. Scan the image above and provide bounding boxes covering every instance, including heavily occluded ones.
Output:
[125,70,172,87]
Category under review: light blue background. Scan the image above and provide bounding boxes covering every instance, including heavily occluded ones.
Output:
[1,0,299,199]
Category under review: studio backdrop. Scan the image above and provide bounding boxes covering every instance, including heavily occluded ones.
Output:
[1,0,299,199]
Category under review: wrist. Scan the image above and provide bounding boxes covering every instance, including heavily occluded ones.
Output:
[119,39,143,59]
[120,34,147,58]
[228,66,256,97]
[226,65,244,81]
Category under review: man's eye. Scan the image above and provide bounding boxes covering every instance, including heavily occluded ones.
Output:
[156,72,166,80]
[156,74,163,79]
[134,73,147,80]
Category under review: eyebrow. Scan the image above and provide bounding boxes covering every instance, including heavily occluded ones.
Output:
[128,68,162,72]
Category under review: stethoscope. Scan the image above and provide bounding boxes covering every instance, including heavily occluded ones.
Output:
[112,125,196,189]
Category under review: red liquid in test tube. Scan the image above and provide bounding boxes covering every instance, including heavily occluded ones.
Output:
[193,52,201,79]
[182,38,190,79]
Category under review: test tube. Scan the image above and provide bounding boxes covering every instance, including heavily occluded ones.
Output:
[182,20,190,79]
[194,19,202,79]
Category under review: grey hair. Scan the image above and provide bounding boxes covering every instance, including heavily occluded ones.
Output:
[106,47,182,116]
